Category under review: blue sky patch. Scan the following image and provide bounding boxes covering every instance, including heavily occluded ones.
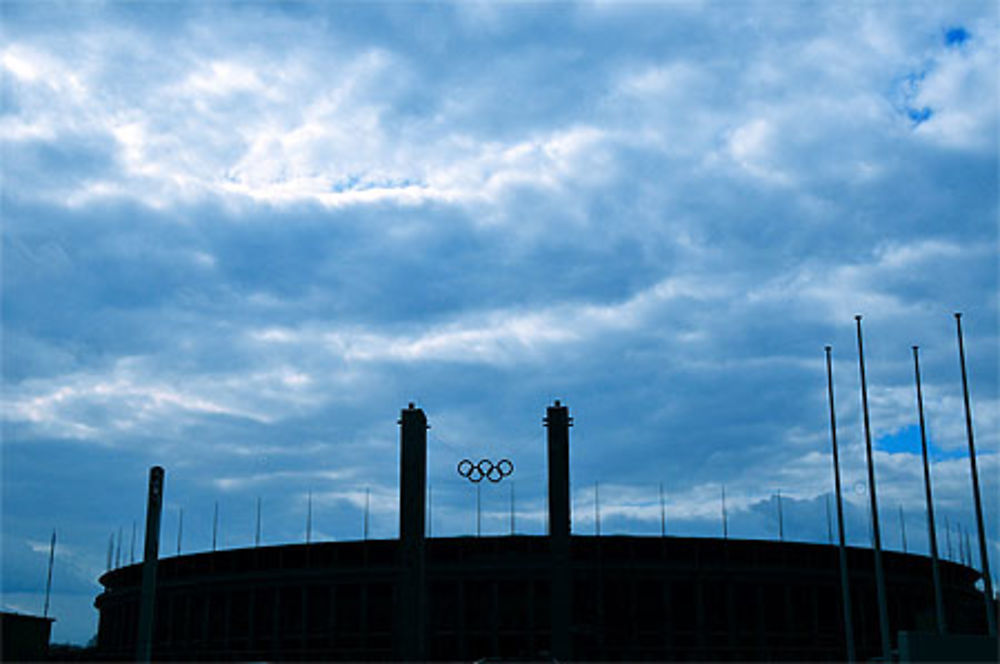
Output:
[907,106,933,126]
[877,425,967,462]
[945,26,970,47]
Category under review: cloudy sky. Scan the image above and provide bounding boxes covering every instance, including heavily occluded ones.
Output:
[2,0,997,644]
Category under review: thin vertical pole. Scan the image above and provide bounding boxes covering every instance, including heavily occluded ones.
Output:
[899,505,907,553]
[825,345,857,662]
[107,533,114,572]
[306,491,313,544]
[826,494,833,545]
[176,509,183,556]
[43,530,55,618]
[510,482,515,535]
[475,483,481,537]
[131,521,136,564]
[722,485,728,539]
[116,527,122,568]
[212,502,218,552]
[855,315,892,660]
[867,502,874,546]
[964,526,973,568]
[914,345,946,632]
[777,490,784,541]
[954,313,996,635]
[364,487,370,540]
[594,482,601,536]
[945,515,953,560]
[659,482,666,537]
[255,497,261,547]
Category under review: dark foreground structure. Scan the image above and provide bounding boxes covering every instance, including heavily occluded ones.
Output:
[94,403,995,661]
[96,534,991,661]
[1,610,54,662]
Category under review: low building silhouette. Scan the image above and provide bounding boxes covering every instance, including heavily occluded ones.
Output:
[1,610,54,662]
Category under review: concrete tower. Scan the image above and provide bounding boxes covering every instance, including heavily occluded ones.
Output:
[397,403,427,660]
[136,466,164,663]
[545,400,572,661]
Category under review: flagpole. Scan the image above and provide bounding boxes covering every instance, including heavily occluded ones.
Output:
[43,530,56,618]
[954,313,996,636]
[913,345,946,632]
[825,345,856,662]
[855,315,892,660]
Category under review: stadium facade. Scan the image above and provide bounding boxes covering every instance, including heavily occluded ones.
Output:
[94,402,993,661]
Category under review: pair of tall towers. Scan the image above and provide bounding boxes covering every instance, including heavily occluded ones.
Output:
[396,400,573,661]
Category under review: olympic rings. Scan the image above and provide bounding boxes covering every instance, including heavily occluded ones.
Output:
[456,458,514,483]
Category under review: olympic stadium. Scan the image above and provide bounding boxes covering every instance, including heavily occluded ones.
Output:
[93,402,996,661]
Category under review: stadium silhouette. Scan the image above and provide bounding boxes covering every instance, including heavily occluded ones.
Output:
[92,401,995,661]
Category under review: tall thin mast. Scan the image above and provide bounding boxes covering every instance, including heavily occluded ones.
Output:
[43,530,56,618]
[855,316,891,660]
[954,313,996,635]
[826,345,856,662]
[913,346,946,632]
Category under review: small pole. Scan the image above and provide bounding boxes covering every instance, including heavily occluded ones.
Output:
[106,533,114,572]
[43,530,55,618]
[913,345,946,632]
[899,505,907,553]
[130,521,136,564]
[306,491,312,544]
[659,482,666,537]
[722,485,728,539]
[777,489,784,541]
[212,502,218,552]
[116,526,122,568]
[825,345,856,662]
[964,526,973,568]
[509,482,515,535]
[945,515,953,560]
[954,313,996,635]
[364,487,370,540]
[868,502,874,547]
[825,494,833,544]
[855,315,892,661]
[176,508,183,556]
[475,483,481,537]
[594,482,601,536]
[255,497,261,547]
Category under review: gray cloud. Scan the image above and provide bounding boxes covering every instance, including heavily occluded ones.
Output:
[2,0,997,645]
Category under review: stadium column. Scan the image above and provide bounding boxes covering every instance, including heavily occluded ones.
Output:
[545,400,572,661]
[397,403,428,661]
[136,466,164,663]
